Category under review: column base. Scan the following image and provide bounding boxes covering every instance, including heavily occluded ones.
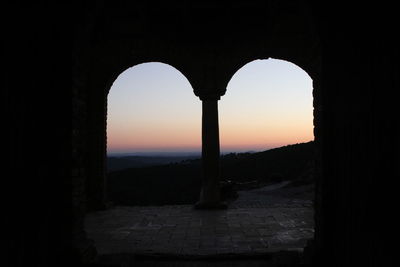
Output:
[194,201,227,210]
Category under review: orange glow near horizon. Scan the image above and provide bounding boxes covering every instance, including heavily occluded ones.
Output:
[220,124,313,149]
[107,126,201,152]
[107,59,313,154]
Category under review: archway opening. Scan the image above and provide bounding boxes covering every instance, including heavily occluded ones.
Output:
[218,58,315,250]
[106,62,202,206]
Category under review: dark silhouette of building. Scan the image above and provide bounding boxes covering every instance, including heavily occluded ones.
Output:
[4,1,398,266]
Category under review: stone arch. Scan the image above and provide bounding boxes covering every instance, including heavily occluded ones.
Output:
[105,61,197,97]
[85,56,199,211]
[222,56,317,92]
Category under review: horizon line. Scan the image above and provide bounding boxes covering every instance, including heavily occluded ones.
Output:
[107,141,313,156]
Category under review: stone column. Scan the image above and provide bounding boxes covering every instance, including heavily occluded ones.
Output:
[195,96,226,209]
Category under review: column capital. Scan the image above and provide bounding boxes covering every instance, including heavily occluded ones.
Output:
[194,87,225,101]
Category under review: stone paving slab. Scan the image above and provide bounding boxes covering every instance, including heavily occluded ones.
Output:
[85,201,314,256]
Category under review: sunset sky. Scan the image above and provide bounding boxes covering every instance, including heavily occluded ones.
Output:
[107,59,313,155]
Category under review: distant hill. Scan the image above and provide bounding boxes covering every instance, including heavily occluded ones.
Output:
[107,141,315,206]
[107,155,200,172]
[220,141,315,184]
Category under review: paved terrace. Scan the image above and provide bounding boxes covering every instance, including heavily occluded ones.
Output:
[85,181,314,258]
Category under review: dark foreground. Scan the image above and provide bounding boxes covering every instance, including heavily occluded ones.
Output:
[86,181,314,266]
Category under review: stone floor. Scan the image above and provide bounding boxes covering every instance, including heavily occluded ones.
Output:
[85,181,314,258]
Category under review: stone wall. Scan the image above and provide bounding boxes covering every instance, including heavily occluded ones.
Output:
[312,3,399,265]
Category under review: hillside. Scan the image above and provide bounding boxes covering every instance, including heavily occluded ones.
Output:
[107,141,315,206]
[220,141,315,184]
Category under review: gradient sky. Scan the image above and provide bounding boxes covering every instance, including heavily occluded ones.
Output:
[107,59,313,154]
